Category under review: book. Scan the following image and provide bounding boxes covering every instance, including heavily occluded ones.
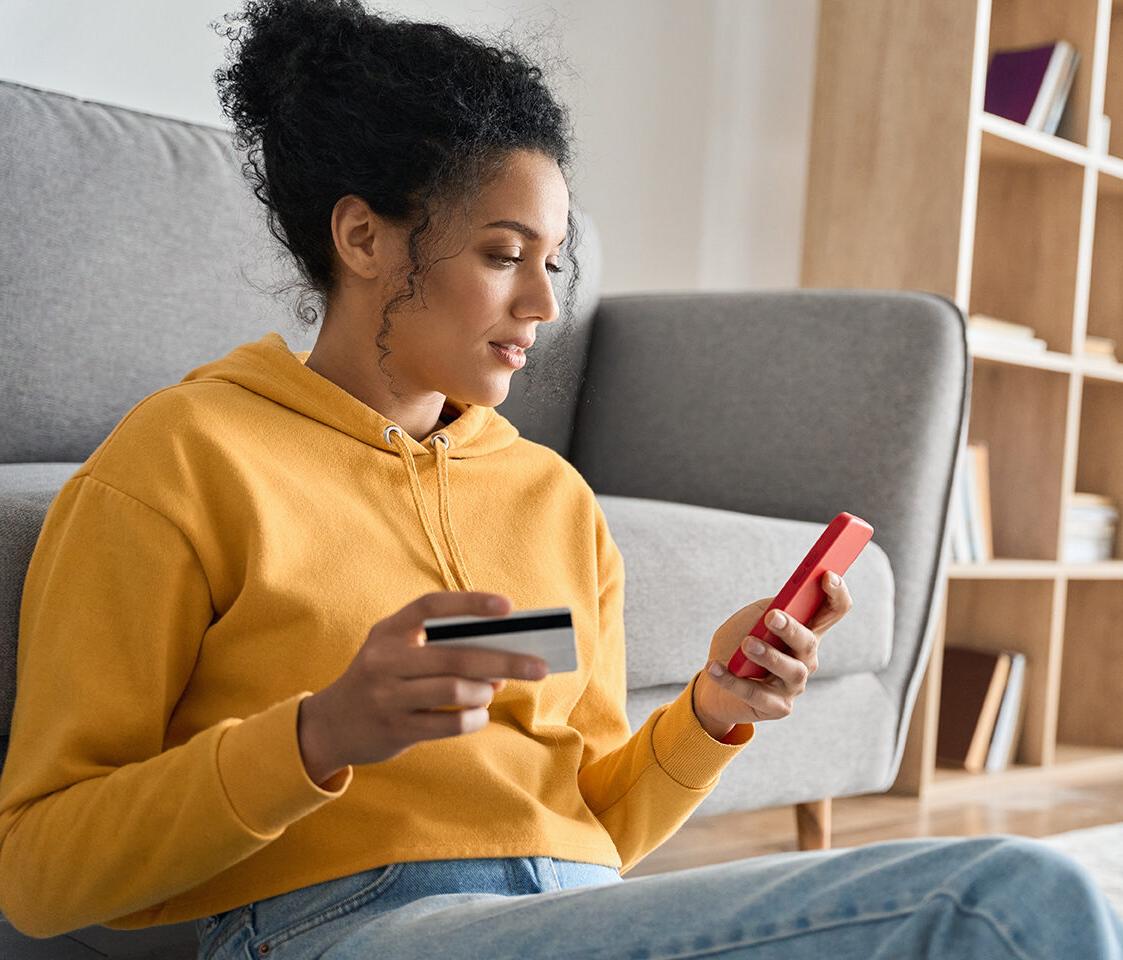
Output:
[1038,45,1080,136]
[967,314,1047,355]
[937,646,1013,773]
[986,651,1026,772]
[968,313,1038,338]
[955,444,994,562]
[972,444,994,561]
[1082,335,1119,363]
[963,446,982,562]
[984,41,1079,136]
[951,448,973,562]
[1062,492,1119,563]
[967,331,1048,354]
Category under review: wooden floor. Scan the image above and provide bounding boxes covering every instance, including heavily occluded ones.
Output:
[628,766,1123,877]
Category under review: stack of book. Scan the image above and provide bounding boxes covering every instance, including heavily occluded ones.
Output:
[949,443,994,563]
[937,645,1027,774]
[984,40,1080,136]
[967,313,1046,355]
[968,314,1120,366]
[1082,335,1120,366]
[1063,492,1119,563]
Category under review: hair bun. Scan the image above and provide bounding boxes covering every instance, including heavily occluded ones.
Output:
[212,0,369,147]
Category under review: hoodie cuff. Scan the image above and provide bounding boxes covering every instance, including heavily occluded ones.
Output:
[217,691,354,838]
[650,670,756,789]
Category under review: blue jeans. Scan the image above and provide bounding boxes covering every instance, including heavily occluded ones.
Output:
[194,834,1123,959]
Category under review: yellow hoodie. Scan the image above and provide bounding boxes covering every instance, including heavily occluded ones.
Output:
[0,331,754,938]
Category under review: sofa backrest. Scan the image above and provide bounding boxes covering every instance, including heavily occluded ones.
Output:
[0,78,603,465]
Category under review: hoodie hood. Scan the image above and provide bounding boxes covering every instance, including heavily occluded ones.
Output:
[180,331,522,593]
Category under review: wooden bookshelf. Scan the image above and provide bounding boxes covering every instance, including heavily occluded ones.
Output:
[802,0,1123,800]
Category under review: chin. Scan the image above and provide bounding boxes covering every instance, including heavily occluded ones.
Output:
[455,379,511,409]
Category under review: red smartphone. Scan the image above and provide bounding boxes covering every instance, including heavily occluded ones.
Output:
[725,512,874,682]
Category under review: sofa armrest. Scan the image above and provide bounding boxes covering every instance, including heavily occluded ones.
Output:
[568,288,970,790]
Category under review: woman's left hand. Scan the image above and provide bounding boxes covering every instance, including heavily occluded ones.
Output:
[693,571,853,735]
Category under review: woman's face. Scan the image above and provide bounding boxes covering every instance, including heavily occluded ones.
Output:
[387,149,570,409]
[321,148,570,427]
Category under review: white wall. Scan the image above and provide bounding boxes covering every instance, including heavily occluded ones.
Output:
[0,0,818,295]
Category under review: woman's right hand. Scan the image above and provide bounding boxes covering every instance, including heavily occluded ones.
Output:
[297,591,549,784]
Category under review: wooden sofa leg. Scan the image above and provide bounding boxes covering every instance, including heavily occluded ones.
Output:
[795,797,832,850]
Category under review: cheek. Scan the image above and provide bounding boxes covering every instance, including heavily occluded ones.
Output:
[419,260,511,345]
[461,276,511,333]
[470,271,509,306]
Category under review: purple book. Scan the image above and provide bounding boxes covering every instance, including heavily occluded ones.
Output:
[984,43,1057,125]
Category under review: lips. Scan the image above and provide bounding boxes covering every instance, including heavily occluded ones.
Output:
[489,336,534,350]
[489,342,527,367]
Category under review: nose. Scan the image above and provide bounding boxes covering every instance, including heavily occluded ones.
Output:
[516,266,561,326]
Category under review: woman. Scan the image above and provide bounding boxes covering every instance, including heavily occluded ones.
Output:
[0,1,1119,958]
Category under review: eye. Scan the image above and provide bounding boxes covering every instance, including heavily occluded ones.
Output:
[490,255,563,274]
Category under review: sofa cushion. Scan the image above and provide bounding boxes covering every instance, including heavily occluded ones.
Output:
[0,463,81,740]
[597,494,894,690]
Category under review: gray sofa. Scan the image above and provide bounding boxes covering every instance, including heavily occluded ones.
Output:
[0,78,970,958]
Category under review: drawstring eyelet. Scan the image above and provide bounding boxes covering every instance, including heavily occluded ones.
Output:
[431,433,450,449]
[383,424,402,444]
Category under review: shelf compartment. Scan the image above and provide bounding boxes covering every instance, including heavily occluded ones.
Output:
[1107,0,1123,157]
[966,362,1069,559]
[943,577,1059,767]
[1073,377,1123,561]
[988,0,1099,148]
[1087,177,1123,359]
[928,743,1123,797]
[1057,580,1123,747]
[970,137,1083,354]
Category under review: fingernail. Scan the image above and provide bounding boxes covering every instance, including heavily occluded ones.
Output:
[488,596,507,611]
[748,639,766,655]
[828,572,840,587]
[708,661,725,678]
[769,611,787,630]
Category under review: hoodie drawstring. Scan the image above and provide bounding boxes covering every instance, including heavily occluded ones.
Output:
[383,425,475,593]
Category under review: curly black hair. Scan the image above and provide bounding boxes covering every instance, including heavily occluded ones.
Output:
[210,0,584,413]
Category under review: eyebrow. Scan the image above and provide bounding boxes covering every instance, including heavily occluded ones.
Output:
[482,219,567,248]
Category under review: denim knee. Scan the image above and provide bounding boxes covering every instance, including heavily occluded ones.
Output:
[955,834,1102,911]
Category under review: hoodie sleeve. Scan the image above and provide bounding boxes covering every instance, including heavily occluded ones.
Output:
[0,474,354,939]
[571,498,755,876]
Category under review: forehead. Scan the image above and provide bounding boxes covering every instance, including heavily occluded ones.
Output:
[473,151,570,244]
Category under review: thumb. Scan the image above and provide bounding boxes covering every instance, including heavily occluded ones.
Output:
[706,660,730,683]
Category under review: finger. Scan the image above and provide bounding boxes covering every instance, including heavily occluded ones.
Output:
[378,592,545,681]
[740,637,809,690]
[763,608,817,662]
[411,644,548,683]
[408,705,492,739]
[401,675,498,711]
[710,664,792,715]
[385,591,512,641]
[824,571,852,610]
[809,572,852,632]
